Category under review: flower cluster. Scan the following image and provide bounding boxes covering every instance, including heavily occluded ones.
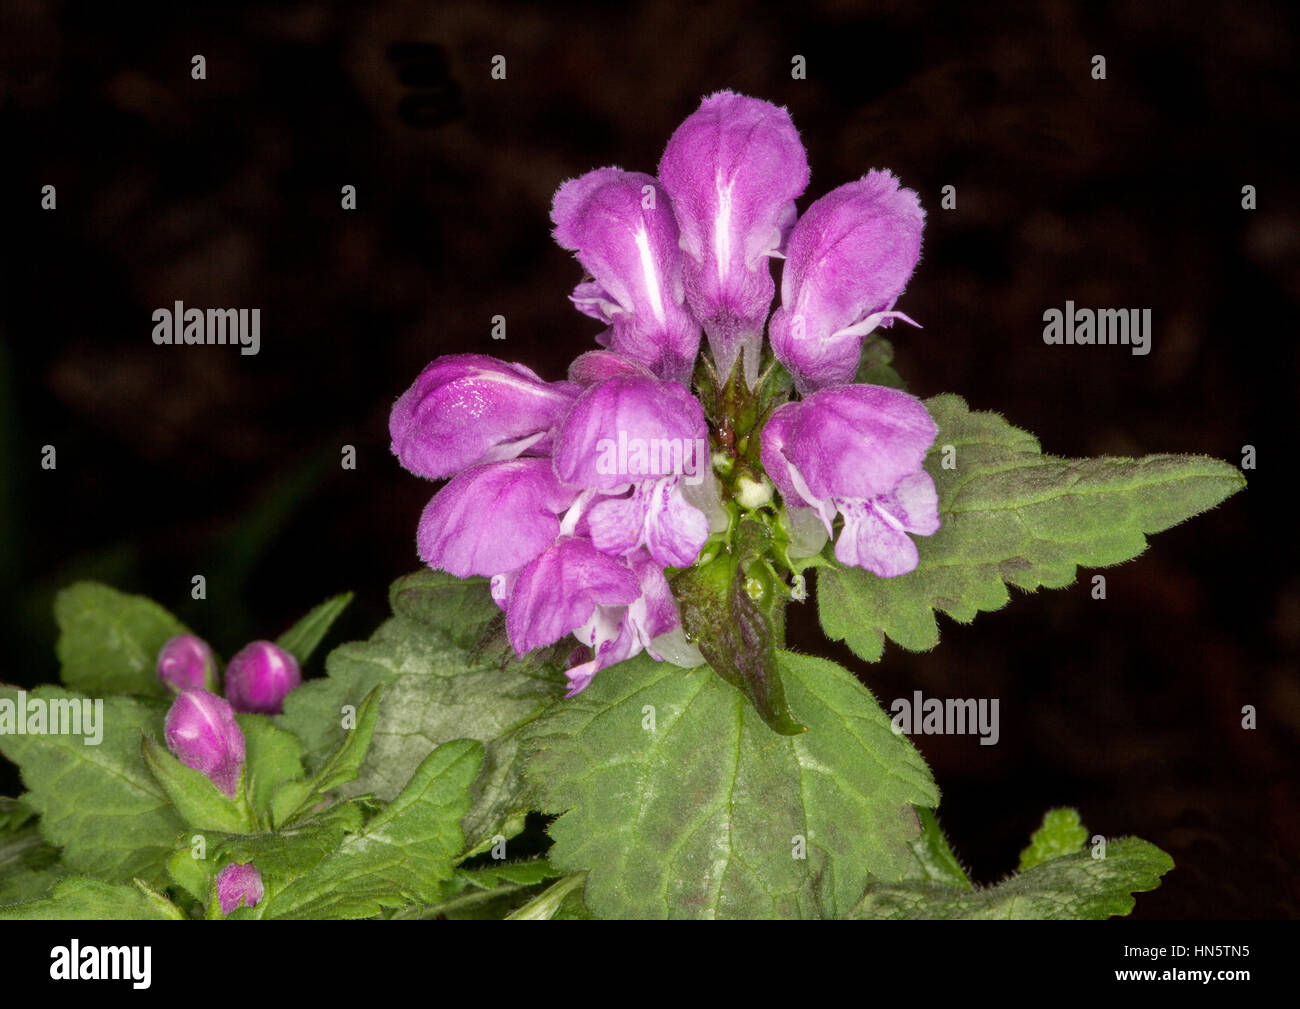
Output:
[390,355,711,696]
[156,635,294,914]
[158,635,303,793]
[391,91,940,696]
[157,634,301,713]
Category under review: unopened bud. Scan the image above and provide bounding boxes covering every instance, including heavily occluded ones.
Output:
[156,634,217,693]
[216,862,264,914]
[164,689,245,798]
[224,641,301,715]
[735,474,774,510]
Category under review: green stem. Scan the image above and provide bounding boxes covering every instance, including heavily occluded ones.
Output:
[504,873,586,920]
[404,881,536,919]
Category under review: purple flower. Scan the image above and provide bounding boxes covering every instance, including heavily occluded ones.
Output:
[563,550,680,695]
[417,458,577,578]
[156,634,217,693]
[224,641,301,715]
[389,92,940,700]
[567,349,653,387]
[551,375,710,568]
[390,354,579,480]
[164,689,245,799]
[216,862,264,915]
[770,171,925,395]
[761,384,940,576]
[552,169,701,384]
[496,542,677,696]
[500,536,642,658]
[659,91,809,386]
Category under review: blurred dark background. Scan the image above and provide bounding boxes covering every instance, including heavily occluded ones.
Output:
[1,0,1295,917]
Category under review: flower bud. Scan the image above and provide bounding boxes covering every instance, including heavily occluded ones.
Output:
[156,634,218,693]
[224,641,301,715]
[216,862,263,915]
[164,689,245,799]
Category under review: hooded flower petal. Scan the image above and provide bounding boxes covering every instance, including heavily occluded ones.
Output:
[564,550,680,695]
[760,384,939,577]
[418,458,578,577]
[770,171,925,394]
[761,384,937,506]
[659,91,810,387]
[551,375,708,491]
[552,169,701,384]
[505,537,641,655]
[567,349,654,387]
[390,354,578,480]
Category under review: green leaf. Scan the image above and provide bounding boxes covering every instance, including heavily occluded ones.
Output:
[551,886,594,919]
[854,335,906,390]
[254,739,482,919]
[0,809,64,904]
[238,714,306,824]
[851,837,1174,919]
[267,686,378,827]
[673,518,805,735]
[505,873,587,920]
[455,857,559,891]
[405,856,561,919]
[54,582,190,697]
[525,651,937,919]
[0,686,182,885]
[277,571,564,853]
[0,795,35,832]
[276,591,354,667]
[818,394,1247,661]
[906,807,972,888]
[0,877,185,920]
[0,864,65,905]
[166,845,208,904]
[141,735,253,834]
[1019,807,1089,870]
[181,814,360,913]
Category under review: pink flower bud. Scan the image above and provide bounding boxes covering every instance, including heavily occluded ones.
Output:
[156,634,217,693]
[216,862,263,914]
[164,689,245,798]
[224,641,301,715]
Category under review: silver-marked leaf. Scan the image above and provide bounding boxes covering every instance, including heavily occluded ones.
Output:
[851,836,1173,919]
[525,651,937,919]
[818,394,1246,661]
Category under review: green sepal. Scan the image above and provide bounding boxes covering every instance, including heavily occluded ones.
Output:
[673,518,805,735]
[141,735,255,834]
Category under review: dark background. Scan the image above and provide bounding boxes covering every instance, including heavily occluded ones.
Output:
[1,0,1295,918]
